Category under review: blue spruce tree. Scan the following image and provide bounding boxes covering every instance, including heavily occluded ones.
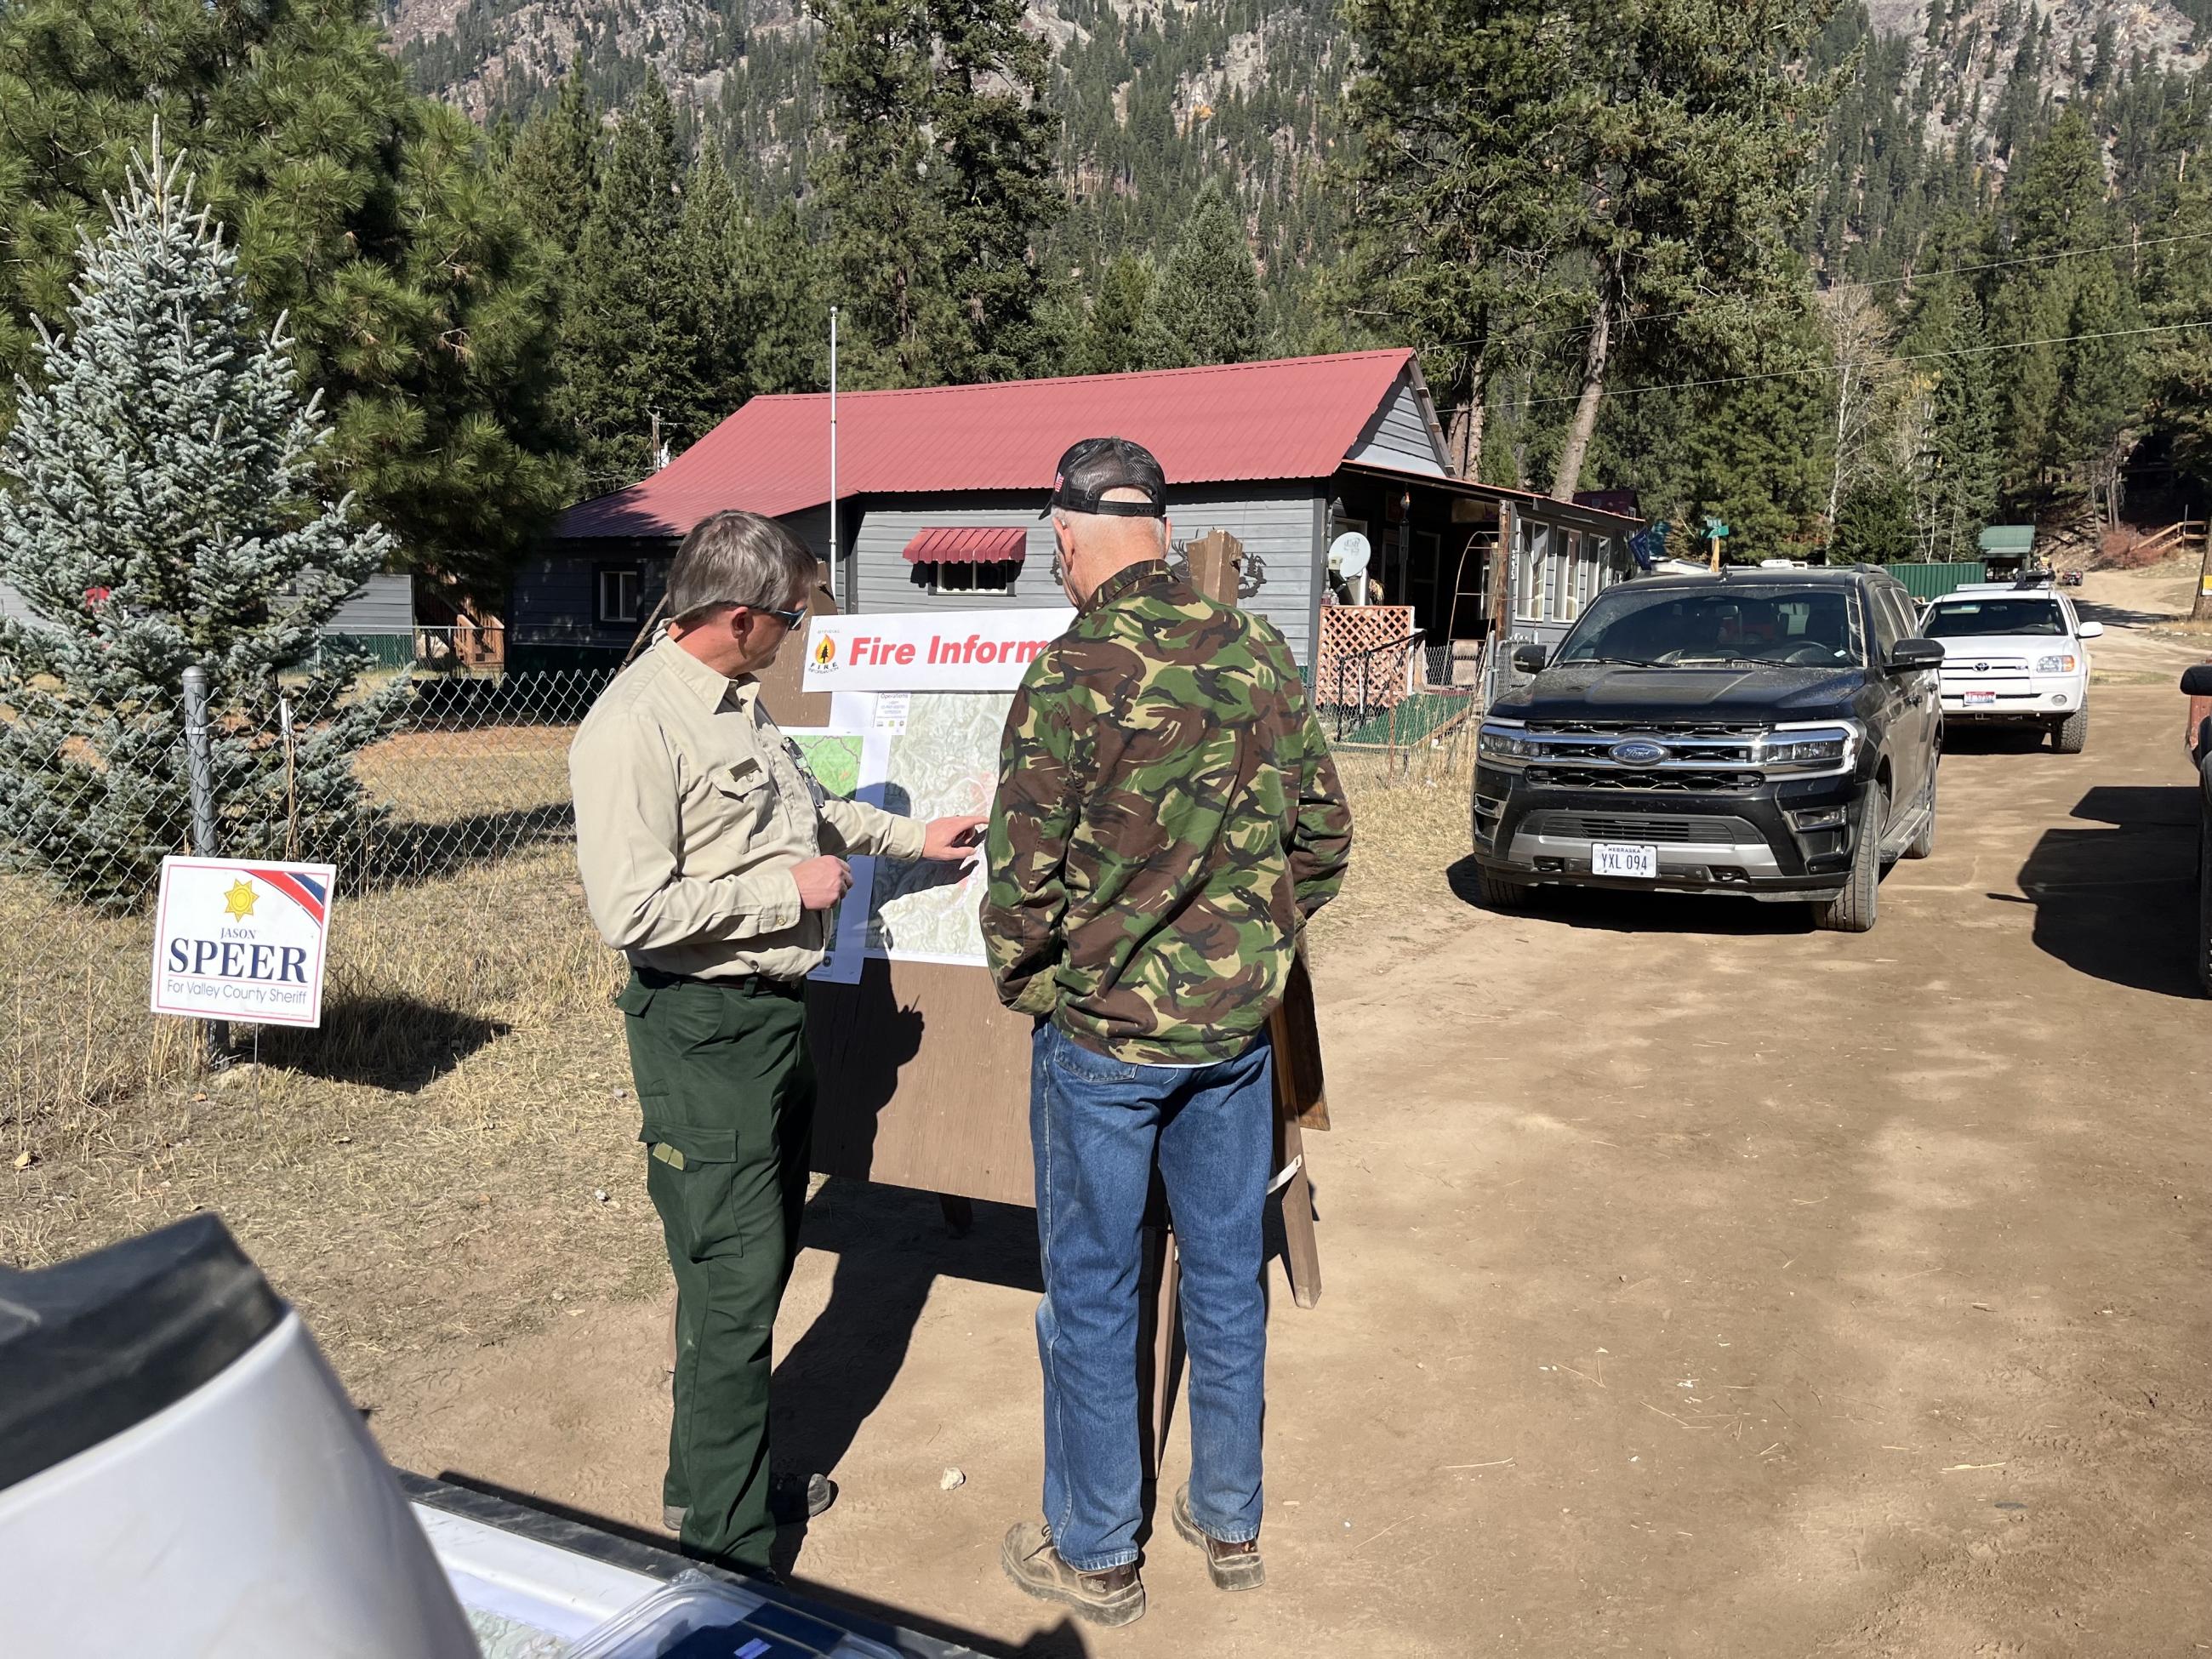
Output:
[0,136,398,911]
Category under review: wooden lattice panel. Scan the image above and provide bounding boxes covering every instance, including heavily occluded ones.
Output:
[1317,605,1417,708]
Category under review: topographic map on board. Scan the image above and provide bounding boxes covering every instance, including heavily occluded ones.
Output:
[784,730,870,983]
[866,693,1011,966]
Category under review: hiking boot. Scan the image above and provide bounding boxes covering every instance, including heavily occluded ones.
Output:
[1172,1485,1266,1591]
[1000,1520,1145,1628]
[661,1474,837,1536]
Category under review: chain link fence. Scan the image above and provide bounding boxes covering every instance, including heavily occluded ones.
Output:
[7,648,1477,1143]
[3,668,621,1138]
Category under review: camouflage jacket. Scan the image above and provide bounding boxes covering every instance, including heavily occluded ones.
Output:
[981,560,1353,1064]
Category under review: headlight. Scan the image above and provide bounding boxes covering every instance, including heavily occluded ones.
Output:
[1756,726,1856,769]
[2035,654,2078,674]
[1479,722,1541,762]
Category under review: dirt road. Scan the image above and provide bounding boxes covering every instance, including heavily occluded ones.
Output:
[368,635,2212,1656]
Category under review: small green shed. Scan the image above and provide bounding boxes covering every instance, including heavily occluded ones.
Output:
[1977,525,2037,559]
[1890,561,1990,602]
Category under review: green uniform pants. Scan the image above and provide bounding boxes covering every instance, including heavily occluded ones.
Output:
[616,968,812,1573]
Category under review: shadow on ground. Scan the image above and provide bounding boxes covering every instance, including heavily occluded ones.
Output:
[772,1182,1042,1551]
[258,995,508,1089]
[2076,596,2182,630]
[2015,784,2199,998]
[1446,853,1817,936]
[1942,726,2055,755]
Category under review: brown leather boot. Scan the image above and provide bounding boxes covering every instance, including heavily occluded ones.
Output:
[1172,1484,1266,1591]
[1000,1520,1146,1627]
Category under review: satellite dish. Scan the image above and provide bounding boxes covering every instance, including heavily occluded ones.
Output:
[1328,532,1371,579]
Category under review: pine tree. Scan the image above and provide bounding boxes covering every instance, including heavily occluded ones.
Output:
[1079,255,1158,375]
[1545,1,1838,499]
[1984,109,2119,497]
[2052,258,2141,522]
[0,140,400,911]
[809,0,1058,387]
[505,75,603,257]
[1903,278,2000,560]
[810,0,966,389]
[929,0,1061,380]
[2145,140,2212,493]
[1340,0,1576,477]
[559,74,715,489]
[0,0,566,595]
[740,205,832,396]
[1140,182,1265,368]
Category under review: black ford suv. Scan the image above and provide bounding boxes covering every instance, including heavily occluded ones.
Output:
[1472,567,1943,933]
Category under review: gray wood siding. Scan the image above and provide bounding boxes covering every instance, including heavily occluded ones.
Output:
[1344,372,1446,476]
[847,486,1323,665]
[1,574,416,636]
[1174,485,1322,664]
[849,496,1056,616]
[324,572,413,634]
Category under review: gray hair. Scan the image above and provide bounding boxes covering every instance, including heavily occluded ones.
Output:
[666,510,818,623]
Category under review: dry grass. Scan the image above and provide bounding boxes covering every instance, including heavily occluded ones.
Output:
[3,716,1473,1394]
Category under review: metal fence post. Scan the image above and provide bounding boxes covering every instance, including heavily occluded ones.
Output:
[180,665,227,1067]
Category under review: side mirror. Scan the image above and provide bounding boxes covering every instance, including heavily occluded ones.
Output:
[1885,638,1944,673]
[1512,642,1551,675]
[2181,664,2212,698]
[2077,620,2104,639]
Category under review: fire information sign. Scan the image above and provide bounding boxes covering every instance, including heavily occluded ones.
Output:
[150,857,336,1029]
[802,607,1075,693]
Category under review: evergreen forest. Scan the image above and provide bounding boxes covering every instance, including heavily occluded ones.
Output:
[2,0,2209,592]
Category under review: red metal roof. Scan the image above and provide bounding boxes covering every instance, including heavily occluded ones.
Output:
[901,526,1028,565]
[555,351,1423,540]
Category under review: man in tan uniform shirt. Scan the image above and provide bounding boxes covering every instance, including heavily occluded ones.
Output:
[569,510,981,1574]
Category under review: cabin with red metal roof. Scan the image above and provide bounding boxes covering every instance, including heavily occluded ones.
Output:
[510,351,1641,698]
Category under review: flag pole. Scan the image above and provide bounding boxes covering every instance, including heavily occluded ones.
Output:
[829,305,840,607]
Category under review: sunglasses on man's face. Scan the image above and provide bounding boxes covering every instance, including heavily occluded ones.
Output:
[744,604,808,630]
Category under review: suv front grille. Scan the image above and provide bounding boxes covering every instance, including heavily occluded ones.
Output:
[1529,721,1768,738]
[1529,813,1748,843]
[1530,767,1765,794]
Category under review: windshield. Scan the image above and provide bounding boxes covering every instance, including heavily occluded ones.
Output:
[1554,584,1863,669]
[1922,597,2067,638]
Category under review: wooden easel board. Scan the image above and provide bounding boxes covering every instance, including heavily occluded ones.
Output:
[803,959,1037,1206]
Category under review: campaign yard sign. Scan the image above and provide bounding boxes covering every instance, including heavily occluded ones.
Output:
[151,858,336,1029]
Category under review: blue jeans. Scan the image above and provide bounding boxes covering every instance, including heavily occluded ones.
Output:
[1029,1022,1274,1572]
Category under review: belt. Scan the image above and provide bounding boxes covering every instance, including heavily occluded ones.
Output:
[630,965,805,999]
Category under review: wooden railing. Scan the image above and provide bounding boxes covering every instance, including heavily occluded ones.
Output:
[2137,519,2207,560]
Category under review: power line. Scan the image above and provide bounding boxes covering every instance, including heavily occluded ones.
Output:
[1512,317,2212,408]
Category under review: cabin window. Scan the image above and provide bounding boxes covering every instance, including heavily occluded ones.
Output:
[596,567,641,625]
[922,559,1023,596]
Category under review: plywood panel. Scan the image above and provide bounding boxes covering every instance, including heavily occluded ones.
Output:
[803,959,1036,1206]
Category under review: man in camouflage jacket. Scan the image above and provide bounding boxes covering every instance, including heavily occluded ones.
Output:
[983,437,1352,1627]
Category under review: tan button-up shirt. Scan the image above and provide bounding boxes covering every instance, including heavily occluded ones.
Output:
[568,635,925,981]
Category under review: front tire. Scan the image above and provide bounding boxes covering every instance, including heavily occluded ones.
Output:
[1904,780,1936,859]
[1813,786,1886,934]
[1477,865,1535,910]
[2053,706,2089,754]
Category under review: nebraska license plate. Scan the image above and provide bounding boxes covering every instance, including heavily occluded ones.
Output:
[1964,689,1996,707]
[1592,842,1659,879]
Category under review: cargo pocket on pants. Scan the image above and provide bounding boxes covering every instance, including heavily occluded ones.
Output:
[641,1114,744,1262]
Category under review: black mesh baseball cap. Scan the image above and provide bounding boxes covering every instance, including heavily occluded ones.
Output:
[1043,436,1168,518]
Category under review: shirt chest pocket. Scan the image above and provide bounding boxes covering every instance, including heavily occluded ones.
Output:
[704,755,779,836]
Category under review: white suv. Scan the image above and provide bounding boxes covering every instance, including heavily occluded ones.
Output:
[1919,582,2102,753]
